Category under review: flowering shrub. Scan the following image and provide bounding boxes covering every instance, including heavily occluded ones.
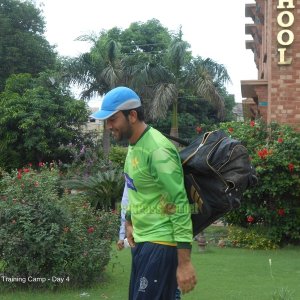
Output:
[227,225,278,250]
[217,120,300,247]
[61,141,104,178]
[0,165,119,289]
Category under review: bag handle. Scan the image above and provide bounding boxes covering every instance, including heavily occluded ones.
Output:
[163,133,190,146]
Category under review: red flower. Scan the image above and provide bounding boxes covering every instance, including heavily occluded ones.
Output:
[228,127,234,133]
[28,163,32,167]
[17,172,22,180]
[288,163,294,173]
[23,168,30,173]
[247,215,254,223]
[250,120,255,127]
[38,162,44,167]
[257,148,269,159]
[87,227,95,234]
[196,126,202,134]
[277,208,285,216]
[278,138,283,143]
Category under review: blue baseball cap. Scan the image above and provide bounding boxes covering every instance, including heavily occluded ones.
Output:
[90,86,141,120]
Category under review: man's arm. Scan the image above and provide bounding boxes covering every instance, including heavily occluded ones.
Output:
[125,219,135,247]
[117,184,129,250]
[176,248,197,294]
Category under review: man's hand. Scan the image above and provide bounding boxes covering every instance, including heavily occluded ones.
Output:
[116,239,125,251]
[125,220,135,247]
[176,249,197,294]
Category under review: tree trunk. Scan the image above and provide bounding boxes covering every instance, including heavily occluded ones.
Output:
[102,122,111,158]
[170,100,179,146]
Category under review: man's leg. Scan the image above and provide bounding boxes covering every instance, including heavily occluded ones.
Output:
[129,242,178,300]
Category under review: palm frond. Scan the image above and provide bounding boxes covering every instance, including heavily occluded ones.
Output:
[193,66,225,119]
[168,40,190,75]
[192,57,231,87]
[107,40,121,63]
[62,169,124,210]
[101,64,123,88]
[150,83,177,120]
[75,33,98,44]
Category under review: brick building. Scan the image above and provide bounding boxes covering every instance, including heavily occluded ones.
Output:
[241,0,300,129]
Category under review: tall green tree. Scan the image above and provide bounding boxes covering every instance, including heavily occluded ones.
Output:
[0,0,56,91]
[66,32,125,155]
[67,32,124,98]
[0,72,89,170]
[144,38,231,137]
[67,19,172,103]
[116,23,231,138]
[120,18,171,55]
[119,19,173,117]
[67,19,232,141]
[66,19,172,153]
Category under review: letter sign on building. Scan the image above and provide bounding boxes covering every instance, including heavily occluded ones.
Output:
[277,0,295,9]
[277,0,295,65]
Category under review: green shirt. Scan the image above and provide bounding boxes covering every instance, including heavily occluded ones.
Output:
[124,126,193,244]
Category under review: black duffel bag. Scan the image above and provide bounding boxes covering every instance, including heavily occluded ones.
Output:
[170,130,258,236]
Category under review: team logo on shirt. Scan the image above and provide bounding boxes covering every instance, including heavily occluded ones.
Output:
[138,276,148,292]
[131,157,139,168]
[124,173,137,192]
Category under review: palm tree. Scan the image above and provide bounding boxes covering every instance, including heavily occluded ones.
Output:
[151,33,190,138]
[129,29,231,138]
[66,32,124,155]
[67,23,231,143]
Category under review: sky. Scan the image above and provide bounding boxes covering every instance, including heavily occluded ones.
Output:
[36,0,257,104]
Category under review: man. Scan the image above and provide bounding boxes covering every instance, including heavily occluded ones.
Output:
[116,184,183,300]
[91,86,197,300]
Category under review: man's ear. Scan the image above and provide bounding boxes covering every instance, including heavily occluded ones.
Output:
[128,110,138,123]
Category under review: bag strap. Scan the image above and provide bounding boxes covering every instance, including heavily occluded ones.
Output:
[163,133,190,146]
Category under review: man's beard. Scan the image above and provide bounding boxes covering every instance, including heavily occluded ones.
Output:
[112,124,133,142]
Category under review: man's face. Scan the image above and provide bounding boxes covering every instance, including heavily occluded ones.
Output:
[106,111,133,142]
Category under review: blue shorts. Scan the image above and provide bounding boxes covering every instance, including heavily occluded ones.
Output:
[129,242,178,300]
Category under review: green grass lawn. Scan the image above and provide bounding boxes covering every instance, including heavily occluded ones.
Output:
[1,242,300,300]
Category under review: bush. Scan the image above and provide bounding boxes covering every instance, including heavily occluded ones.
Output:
[59,140,105,178]
[109,146,128,167]
[63,166,124,210]
[227,225,279,250]
[219,120,300,246]
[0,72,90,171]
[0,164,119,289]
